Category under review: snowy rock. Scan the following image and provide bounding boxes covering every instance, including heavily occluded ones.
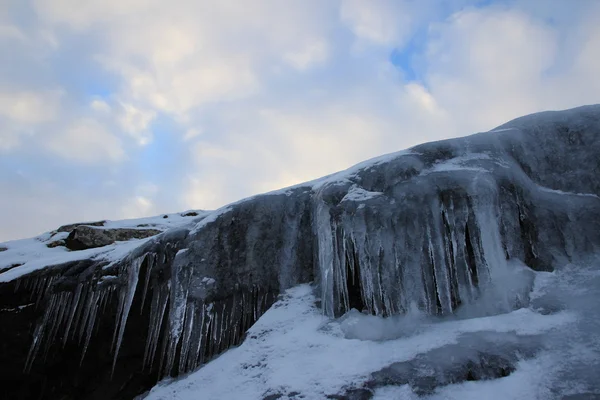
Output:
[364,332,539,396]
[65,225,163,250]
[57,220,106,233]
[1,105,600,399]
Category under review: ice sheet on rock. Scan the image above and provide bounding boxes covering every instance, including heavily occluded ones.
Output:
[426,153,492,173]
[341,185,383,203]
[311,165,521,318]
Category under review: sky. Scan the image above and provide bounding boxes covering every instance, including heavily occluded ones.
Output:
[0,0,599,241]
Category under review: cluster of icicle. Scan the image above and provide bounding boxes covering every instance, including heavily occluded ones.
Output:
[314,176,511,318]
[23,248,274,378]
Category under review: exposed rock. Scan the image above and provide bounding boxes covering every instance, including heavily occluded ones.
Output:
[57,220,106,233]
[0,263,22,273]
[182,211,199,217]
[327,388,374,400]
[562,394,600,400]
[365,332,540,395]
[263,394,283,400]
[64,226,162,250]
[0,246,6,252]
[46,240,65,248]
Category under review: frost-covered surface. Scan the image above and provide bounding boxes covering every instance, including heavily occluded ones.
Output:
[0,210,208,282]
[146,256,600,399]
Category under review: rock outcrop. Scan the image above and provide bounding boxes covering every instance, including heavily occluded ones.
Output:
[64,226,163,250]
[57,220,107,233]
[0,105,599,399]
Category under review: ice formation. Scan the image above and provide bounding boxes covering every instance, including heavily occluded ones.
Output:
[1,105,600,399]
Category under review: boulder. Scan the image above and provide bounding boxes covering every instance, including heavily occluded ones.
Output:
[65,226,162,250]
[57,220,106,233]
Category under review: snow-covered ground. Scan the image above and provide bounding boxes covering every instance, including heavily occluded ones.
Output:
[145,258,600,400]
[0,210,208,282]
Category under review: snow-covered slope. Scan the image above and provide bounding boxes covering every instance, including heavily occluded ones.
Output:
[1,105,600,400]
[147,258,600,399]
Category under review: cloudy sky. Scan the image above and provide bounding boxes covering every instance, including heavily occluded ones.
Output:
[1,0,599,241]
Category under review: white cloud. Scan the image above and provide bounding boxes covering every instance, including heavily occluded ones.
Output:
[184,176,229,211]
[34,0,334,123]
[3,0,600,241]
[0,89,63,151]
[341,0,412,46]
[117,102,155,145]
[0,24,27,41]
[90,99,111,113]
[339,0,444,49]
[183,128,202,142]
[420,7,560,131]
[0,89,62,124]
[183,102,394,210]
[283,40,329,71]
[120,195,156,219]
[45,118,125,163]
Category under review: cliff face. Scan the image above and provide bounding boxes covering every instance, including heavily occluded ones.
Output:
[1,105,599,399]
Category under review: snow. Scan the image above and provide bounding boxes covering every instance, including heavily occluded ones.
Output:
[425,153,498,174]
[145,258,595,400]
[0,210,208,282]
[191,206,232,234]
[537,185,600,200]
[341,185,383,203]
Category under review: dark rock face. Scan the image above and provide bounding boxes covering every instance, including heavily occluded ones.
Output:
[65,226,163,250]
[1,105,600,399]
[365,332,538,395]
[327,388,374,400]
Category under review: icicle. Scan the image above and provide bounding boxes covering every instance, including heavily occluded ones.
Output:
[110,255,144,377]
[188,303,206,370]
[314,198,335,317]
[63,283,83,347]
[140,253,155,314]
[79,285,96,344]
[178,302,195,374]
[427,209,453,315]
[143,282,170,370]
[47,292,70,344]
[80,290,100,364]
[24,293,58,372]
[14,278,21,293]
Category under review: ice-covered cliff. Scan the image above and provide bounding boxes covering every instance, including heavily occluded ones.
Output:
[1,105,599,399]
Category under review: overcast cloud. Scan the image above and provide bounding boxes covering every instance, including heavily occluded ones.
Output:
[1,0,599,240]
